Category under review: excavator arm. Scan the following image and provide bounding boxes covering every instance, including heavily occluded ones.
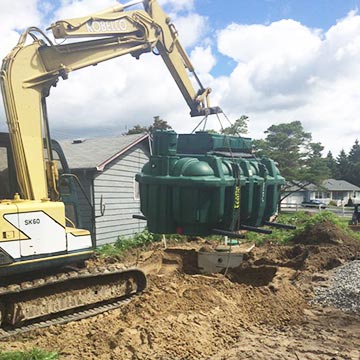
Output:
[0,0,221,201]
[50,0,219,116]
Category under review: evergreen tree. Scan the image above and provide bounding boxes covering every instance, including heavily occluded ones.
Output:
[336,149,350,180]
[303,142,330,184]
[148,115,172,133]
[126,116,172,135]
[346,139,360,186]
[253,121,312,181]
[326,151,339,178]
[348,139,360,163]
[126,124,148,134]
[221,115,249,135]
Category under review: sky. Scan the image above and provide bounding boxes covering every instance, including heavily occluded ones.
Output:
[1,0,360,157]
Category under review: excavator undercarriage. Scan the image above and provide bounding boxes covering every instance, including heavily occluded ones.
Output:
[0,266,146,338]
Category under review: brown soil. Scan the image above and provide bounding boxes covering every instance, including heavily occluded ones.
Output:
[1,223,360,360]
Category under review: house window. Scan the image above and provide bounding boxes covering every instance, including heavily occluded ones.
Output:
[332,191,344,200]
[134,178,140,200]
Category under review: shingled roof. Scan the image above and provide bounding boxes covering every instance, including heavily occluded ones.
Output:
[283,180,318,192]
[322,179,360,191]
[59,133,149,171]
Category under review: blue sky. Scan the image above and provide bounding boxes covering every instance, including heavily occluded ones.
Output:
[1,0,360,155]
[194,0,360,76]
[198,0,359,30]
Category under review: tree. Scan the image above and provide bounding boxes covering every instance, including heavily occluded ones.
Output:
[126,124,148,135]
[148,115,172,133]
[346,139,360,186]
[253,121,312,182]
[348,139,360,163]
[221,115,249,135]
[302,142,330,185]
[126,115,172,135]
[254,121,331,210]
[326,151,339,178]
[336,149,350,181]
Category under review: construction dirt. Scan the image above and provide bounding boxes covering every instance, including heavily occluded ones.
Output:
[1,222,360,360]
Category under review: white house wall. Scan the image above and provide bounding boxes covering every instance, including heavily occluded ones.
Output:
[281,191,312,207]
[94,144,148,245]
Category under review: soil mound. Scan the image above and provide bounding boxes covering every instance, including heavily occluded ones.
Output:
[292,220,354,245]
[252,220,360,273]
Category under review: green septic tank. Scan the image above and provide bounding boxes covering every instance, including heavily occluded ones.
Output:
[135,131,285,236]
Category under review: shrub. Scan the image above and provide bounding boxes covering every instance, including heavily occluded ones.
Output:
[96,228,161,258]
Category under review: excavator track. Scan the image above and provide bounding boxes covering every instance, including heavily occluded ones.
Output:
[0,264,146,339]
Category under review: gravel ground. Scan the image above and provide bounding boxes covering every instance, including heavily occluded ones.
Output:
[313,260,360,312]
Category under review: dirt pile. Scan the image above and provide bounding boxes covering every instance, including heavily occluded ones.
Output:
[292,219,355,245]
[1,221,360,359]
[252,220,360,273]
[2,248,305,360]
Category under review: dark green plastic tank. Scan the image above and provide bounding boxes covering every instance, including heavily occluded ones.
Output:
[136,131,285,236]
[177,132,252,154]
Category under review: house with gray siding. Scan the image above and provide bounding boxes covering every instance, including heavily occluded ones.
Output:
[316,179,360,205]
[281,179,360,207]
[60,133,150,246]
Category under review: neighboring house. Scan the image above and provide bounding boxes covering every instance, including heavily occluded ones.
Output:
[316,179,360,205]
[60,133,151,246]
[281,178,360,207]
[281,181,318,207]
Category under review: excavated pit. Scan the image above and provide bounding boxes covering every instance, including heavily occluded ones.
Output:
[162,248,199,274]
[226,265,277,287]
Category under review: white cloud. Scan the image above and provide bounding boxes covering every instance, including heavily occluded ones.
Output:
[218,20,321,63]
[52,0,115,21]
[0,0,40,32]
[216,11,360,155]
[171,13,208,48]
[0,0,41,56]
[46,52,195,138]
[158,0,195,12]
[190,46,216,74]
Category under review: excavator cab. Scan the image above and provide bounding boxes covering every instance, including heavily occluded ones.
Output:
[48,140,84,229]
[0,133,18,200]
[0,132,82,228]
[0,132,83,232]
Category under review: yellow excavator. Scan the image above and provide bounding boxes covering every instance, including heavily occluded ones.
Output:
[0,0,219,334]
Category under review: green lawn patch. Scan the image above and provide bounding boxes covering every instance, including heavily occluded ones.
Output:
[0,348,58,360]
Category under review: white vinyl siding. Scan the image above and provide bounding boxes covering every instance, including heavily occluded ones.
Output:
[94,144,148,245]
